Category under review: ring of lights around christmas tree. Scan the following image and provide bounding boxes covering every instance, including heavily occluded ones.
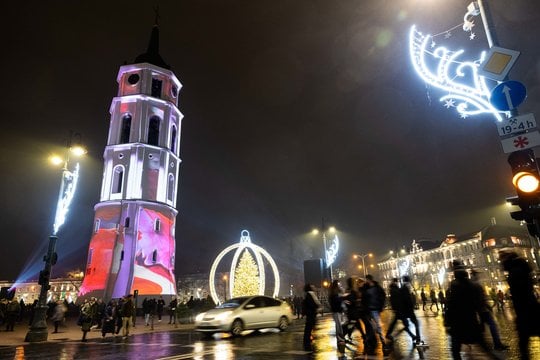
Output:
[209,230,280,304]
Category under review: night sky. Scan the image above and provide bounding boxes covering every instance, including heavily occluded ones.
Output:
[2,1,540,286]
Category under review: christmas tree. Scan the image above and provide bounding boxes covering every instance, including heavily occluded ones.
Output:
[232,249,260,297]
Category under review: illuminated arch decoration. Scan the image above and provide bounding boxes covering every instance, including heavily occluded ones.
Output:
[209,230,280,304]
[409,25,505,122]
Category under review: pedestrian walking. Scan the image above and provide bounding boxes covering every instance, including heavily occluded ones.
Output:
[4,298,21,331]
[157,296,165,322]
[302,283,322,352]
[500,250,540,360]
[496,290,505,311]
[365,274,388,352]
[79,300,93,342]
[438,289,446,312]
[101,300,116,338]
[429,289,439,312]
[328,280,345,354]
[385,277,419,345]
[142,298,150,326]
[293,295,302,319]
[121,294,135,338]
[471,270,509,351]
[420,289,428,311]
[168,297,177,325]
[114,298,124,335]
[51,300,67,333]
[444,260,500,360]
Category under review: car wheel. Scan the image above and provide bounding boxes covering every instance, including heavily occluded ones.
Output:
[278,316,289,331]
[231,319,244,337]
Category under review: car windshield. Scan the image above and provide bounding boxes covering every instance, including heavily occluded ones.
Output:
[216,297,250,309]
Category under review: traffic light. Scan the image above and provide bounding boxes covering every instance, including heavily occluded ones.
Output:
[508,149,540,237]
[508,149,540,207]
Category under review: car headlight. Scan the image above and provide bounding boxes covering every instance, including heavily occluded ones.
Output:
[214,311,233,321]
[195,313,206,322]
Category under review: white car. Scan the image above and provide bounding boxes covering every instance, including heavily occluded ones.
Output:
[195,295,293,337]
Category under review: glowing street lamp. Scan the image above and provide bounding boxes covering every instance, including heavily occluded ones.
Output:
[353,253,373,279]
[26,135,86,343]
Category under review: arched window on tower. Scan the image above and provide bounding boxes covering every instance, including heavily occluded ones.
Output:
[170,124,177,153]
[148,116,160,146]
[154,218,161,232]
[120,114,132,143]
[167,174,175,202]
[112,165,124,194]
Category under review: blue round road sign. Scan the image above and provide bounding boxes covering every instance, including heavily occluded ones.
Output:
[490,80,527,111]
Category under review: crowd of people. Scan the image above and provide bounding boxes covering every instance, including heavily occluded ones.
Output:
[0,292,217,342]
[301,250,539,360]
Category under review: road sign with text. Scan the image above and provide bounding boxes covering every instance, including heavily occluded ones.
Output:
[497,113,537,137]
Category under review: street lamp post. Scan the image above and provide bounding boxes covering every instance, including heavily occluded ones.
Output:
[25,136,86,342]
[353,253,373,279]
[312,218,337,282]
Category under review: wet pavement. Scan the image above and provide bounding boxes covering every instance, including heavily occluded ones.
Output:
[0,308,538,359]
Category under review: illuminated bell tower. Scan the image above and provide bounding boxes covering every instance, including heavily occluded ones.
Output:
[79,23,182,299]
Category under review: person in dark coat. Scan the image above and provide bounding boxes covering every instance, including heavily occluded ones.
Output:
[302,283,321,352]
[168,297,178,325]
[365,274,387,352]
[156,296,165,322]
[420,289,428,311]
[500,251,540,360]
[445,260,500,360]
[328,280,345,354]
[101,300,117,338]
[471,270,509,351]
[385,277,419,345]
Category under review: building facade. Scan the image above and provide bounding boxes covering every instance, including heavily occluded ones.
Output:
[1,278,83,305]
[377,224,540,294]
[79,23,183,300]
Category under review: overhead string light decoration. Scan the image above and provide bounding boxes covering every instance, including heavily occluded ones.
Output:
[409,19,507,122]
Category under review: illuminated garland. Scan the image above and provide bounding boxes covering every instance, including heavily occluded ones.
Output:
[53,163,80,235]
[325,234,339,268]
[409,25,504,122]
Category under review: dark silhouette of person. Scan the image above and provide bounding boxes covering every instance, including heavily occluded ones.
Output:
[445,260,500,360]
[385,278,417,343]
[500,251,540,360]
[429,289,439,312]
[328,280,345,354]
[420,289,428,311]
[302,283,321,352]
[471,270,508,350]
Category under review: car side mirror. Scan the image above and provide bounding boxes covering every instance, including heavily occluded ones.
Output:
[245,304,255,309]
